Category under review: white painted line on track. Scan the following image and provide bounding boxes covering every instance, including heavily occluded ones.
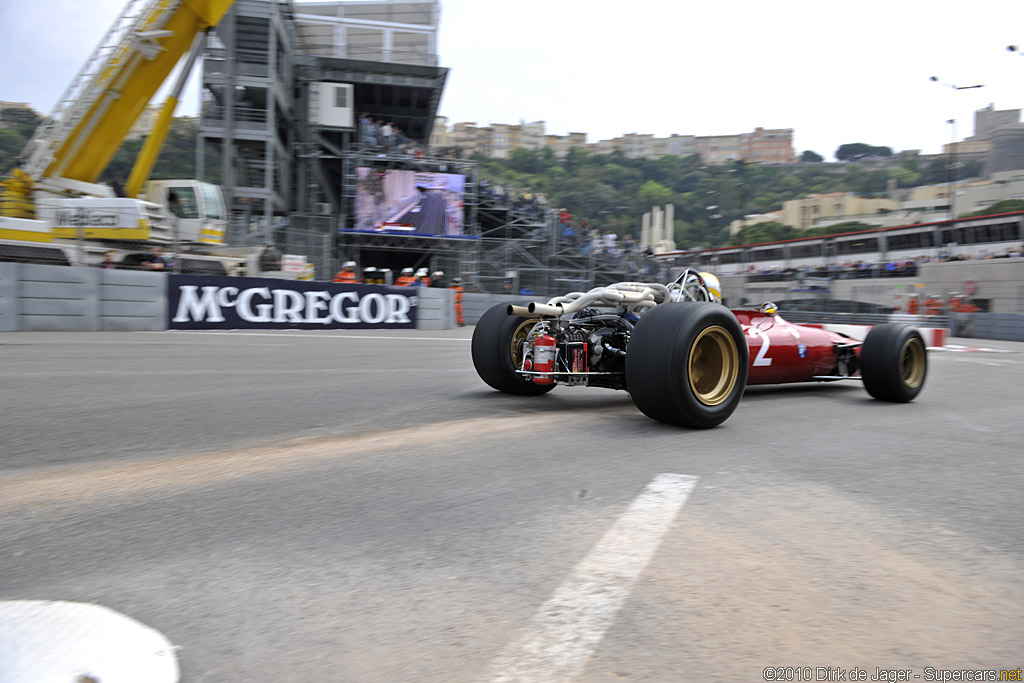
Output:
[140,330,472,342]
[485,473,698,683]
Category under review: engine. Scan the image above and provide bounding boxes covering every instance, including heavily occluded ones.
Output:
[522,309,632,390]
[511,269,723,392]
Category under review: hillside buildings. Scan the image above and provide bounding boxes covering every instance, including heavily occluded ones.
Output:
[432,117,796,165]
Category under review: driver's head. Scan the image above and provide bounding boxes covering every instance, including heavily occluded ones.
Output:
[698,272,722,303]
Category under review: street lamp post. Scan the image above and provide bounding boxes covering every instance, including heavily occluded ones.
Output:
[701,164,740,247]
[947,118,957,215]
[929,77,984,219]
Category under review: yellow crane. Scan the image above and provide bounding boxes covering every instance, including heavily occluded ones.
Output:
[1,0,235,244]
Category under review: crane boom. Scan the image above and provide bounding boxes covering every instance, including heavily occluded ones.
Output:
[21,0,234,186]
[1,0,235,248]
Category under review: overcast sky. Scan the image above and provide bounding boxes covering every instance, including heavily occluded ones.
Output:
[2,0,1023,161]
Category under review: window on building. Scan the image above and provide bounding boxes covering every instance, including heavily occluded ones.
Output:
[836,238,877,255]
[791,242,822,259]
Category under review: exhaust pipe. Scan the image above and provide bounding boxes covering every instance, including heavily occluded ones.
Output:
[528,302,565,317]
[507,305,531,317]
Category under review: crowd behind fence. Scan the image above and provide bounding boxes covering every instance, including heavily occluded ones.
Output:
[739,248,1023,283]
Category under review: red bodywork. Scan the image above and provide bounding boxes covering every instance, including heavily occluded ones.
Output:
[731,309,860,385]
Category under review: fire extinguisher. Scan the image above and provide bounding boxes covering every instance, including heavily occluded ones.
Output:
[532,334,557,385]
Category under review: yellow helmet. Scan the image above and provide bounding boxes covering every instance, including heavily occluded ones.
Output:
[698,272,722,303]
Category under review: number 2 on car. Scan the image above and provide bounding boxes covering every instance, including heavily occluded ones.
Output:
[748,328,773,366]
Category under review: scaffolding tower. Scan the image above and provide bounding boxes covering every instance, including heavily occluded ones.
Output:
[198,0,648,294]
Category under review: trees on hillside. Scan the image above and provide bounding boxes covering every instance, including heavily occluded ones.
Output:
[0,108,198,182]
[730,221,797,246]
[3,109,1018,249]
[0,107,42,174]
[960,199,1024,218]
[100,117,199,184]
[835,143,894,161]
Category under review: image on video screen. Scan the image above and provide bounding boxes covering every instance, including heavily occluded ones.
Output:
[353,167,466,236]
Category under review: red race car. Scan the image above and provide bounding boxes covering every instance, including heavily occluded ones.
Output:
[471,269,927,428]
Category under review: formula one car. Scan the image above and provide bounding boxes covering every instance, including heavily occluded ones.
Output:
[471,269,927,428]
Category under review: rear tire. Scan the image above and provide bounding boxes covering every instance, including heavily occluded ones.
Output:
[860,324,927,402]
[626,303,748,428]
[471,303,555,396]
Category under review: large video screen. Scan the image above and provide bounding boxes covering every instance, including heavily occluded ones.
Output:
[353,167,466,236]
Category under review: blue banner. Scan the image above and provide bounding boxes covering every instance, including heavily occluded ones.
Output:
[168,275,418,330]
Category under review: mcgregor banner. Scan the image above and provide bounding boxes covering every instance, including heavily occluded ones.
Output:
[168,275,418,330]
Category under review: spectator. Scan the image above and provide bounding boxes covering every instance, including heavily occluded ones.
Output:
[167,192,185,218]
[141,246,172,271]
[559,209,575,243]
[603,230,618,259]
[97,250,117,269]
[359,113,374,148]
[258,244,281,272]
[621,233,635,259]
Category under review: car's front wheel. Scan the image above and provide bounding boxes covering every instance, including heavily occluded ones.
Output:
[860,324,927,402]
[626,303,748,428]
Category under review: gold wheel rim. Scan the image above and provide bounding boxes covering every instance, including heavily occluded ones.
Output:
[900,337,926,389]
[510,318,539,367]
[688,325,740,406]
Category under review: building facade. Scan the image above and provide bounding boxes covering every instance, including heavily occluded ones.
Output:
[545,132,587,158]
[739,127,796,164]
[781,193,900,230]
[437,116,795,164]
[429,115,453,148]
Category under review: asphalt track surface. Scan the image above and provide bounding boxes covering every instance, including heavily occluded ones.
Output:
[398,190,447,234]
[1,329,1022,682]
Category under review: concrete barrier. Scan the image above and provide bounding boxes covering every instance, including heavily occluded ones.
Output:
[0,264,168,332]
[99,268,167,332]
[19,263,100,331]
[966,313,1024,341]
[462,292,532,326]
[415,287,454,330]
[0,263,16,332]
